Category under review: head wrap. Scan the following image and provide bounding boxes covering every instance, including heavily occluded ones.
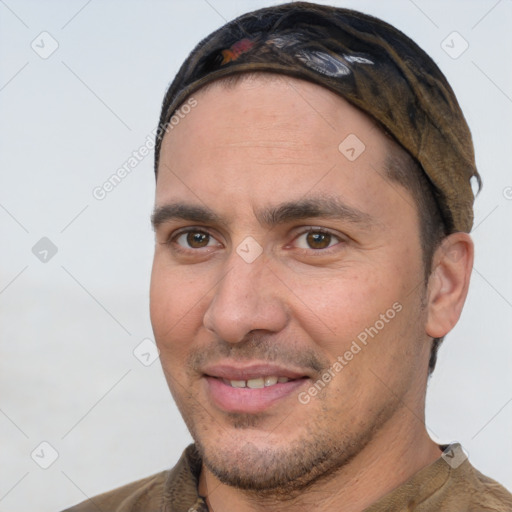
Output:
[155,1,480,233]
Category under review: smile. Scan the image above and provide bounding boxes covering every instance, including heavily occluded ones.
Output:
[222,376,291,388]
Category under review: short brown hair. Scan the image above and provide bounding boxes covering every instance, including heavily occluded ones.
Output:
[384,139,447,375]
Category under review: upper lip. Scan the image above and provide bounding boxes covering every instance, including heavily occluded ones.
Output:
[202,362,310,381]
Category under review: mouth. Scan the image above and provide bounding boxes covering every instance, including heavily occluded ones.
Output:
[221,376,292,389]
[201,362,311,414]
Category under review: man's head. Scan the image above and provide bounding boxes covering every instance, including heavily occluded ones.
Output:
[149,1,476,497]
[153,1,481,376]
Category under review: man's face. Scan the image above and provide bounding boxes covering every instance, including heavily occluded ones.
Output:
[150,75,432,491]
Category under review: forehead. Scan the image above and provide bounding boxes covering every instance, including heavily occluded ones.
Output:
[161,73,385,155]
[155,74,405,225]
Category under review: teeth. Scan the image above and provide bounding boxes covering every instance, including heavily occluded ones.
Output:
[224,376,291,388]
[264,376,278,386]
[247,378,265,389]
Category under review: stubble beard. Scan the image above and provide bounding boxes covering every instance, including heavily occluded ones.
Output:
[182,396,400,501]
[165,335,407,499]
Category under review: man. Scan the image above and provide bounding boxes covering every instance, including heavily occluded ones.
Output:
[63,2,512,511]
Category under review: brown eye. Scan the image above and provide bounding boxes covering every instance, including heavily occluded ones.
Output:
[306,231,332,249]
[186,231,210,248]
[173,230,217,249]
[294,230,341,250]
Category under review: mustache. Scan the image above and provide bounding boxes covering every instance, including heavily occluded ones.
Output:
[188,333,328,375]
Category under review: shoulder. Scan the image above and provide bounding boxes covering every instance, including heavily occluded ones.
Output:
[61,470,170,512]
[426,444,512,511]
[366,444,512,512]
[430,448,512,512]
[457,464,512,511]
[60,445,202,512]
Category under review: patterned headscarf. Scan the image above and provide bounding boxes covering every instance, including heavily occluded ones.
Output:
[155,2,480,233]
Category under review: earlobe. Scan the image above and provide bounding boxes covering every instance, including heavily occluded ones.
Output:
[425,233,474,338]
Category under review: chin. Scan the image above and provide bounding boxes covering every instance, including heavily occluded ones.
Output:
[194,427,361,495]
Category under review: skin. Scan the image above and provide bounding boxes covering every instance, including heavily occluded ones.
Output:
[150,74,473,512]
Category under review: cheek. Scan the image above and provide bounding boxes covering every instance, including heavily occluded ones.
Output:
[284,267,395,351]
[149,258,207,360]
[282,248,424,375]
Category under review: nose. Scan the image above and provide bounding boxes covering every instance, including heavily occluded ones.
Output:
[203,251,288,344]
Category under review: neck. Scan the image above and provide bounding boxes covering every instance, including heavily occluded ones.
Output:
[198,409,441,512]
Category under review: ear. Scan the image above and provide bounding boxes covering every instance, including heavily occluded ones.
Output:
[425,232,474,338]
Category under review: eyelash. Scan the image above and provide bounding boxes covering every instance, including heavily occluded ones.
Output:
[166,226,345,254]
[289,228,343,252]
[169,229,219,252]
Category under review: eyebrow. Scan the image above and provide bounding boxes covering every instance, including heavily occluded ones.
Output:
[151,203,223,230]
[257,197,374,229]
[151,196,375,231]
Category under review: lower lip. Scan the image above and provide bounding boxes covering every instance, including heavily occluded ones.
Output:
[204,376,308,414]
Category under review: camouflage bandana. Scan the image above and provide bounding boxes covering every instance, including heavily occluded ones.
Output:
[154,1,481,233]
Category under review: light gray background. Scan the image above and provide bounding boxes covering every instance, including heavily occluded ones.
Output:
[1,1,511,511]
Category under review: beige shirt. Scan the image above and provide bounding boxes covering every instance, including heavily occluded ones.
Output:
[62,443,512,511]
